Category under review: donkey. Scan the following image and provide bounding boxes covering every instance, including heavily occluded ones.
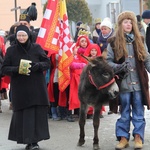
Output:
[77,56,119,150]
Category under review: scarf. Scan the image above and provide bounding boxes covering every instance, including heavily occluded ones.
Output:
[125,32,135,43]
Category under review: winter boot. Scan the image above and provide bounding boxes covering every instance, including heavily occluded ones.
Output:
[51,107,61,121]
[0,93,4,100]
[58,106,67,120]
[67,110,75,122]
[115,137,129,150]
[134,134,143,149]
[0,100,2,113]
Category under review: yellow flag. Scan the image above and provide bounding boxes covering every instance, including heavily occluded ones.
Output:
[60,0,67,19]
[58,0,73,92]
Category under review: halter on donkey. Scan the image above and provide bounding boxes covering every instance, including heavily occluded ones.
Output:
[77,55,119,150]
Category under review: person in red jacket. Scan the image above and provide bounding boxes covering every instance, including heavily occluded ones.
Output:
[69,44,86,111]
[69,35,90,116]
[0,36,9,113]
[76,35,91,55]
[47,53,61,120]
[48,53,75,122]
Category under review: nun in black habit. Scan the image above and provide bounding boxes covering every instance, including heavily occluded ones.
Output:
[2,25,50,150]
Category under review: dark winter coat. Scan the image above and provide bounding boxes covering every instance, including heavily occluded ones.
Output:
[146,24,150,53]
[2,41,50,111]
[97,29,114,53]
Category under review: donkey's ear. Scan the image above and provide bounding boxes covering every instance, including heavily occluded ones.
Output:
[80,54,92,62]
[80,54,96,67]
[95,56,104,62]
[89,61,96,67]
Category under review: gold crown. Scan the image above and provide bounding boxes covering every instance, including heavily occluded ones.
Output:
[79,23,88,30]
[19,14,30,23]
[95,18,101,24]
[78,29,90,36]
[20,14,27,20]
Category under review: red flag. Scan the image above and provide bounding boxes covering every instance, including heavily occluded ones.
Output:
[58,0,73,92]
[36,0,60,56]
[37,0,73,92]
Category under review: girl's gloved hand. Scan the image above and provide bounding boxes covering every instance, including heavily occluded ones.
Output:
[115,61,130,74]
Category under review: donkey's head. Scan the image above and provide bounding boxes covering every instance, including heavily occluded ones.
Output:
[83,55,119,99]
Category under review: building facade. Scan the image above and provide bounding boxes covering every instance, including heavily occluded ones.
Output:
[0,0,149,32]
[86,0,148,24]
[0,0,46,31]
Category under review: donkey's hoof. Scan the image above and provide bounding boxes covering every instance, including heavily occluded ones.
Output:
[77,140,85,146]
[93,144,100,150]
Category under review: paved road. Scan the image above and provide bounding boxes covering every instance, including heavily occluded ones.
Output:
[0,99,150,150]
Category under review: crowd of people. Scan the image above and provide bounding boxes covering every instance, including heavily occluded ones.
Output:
[0,7,150,150]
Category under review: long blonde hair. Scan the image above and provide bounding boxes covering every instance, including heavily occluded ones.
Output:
[114,11,146,61]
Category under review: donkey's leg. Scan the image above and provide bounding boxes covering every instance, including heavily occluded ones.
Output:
[78,103,87,146]
[93,106,101,150]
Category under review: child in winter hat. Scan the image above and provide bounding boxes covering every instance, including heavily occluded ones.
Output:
[84,44,101,58]
[100,17,112,29]
[97,17,114,53]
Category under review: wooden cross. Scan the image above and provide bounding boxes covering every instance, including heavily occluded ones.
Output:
[10,0,21,22]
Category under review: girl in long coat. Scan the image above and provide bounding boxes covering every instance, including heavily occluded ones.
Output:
[107,11,150,149]
[1,25,50,150]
